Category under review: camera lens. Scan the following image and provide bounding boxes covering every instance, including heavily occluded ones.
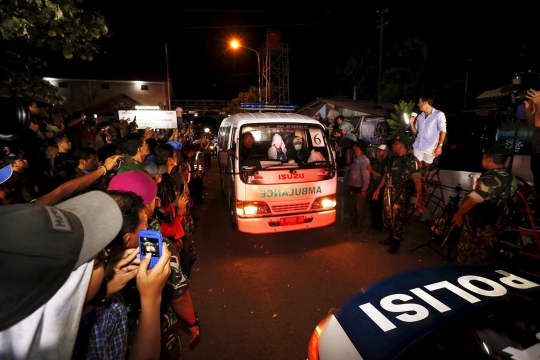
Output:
[0,96,31,141]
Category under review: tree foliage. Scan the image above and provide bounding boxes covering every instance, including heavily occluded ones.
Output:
[386,100,415,139]
[335,42,376,101]
[381,39,427,104]
[0,0,109,104]
[334,36,428,105]
[224,86,259,114]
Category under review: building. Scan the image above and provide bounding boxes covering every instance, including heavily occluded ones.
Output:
[44,75,170,115]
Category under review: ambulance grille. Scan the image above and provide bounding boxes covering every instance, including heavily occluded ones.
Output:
[271,203,310,213]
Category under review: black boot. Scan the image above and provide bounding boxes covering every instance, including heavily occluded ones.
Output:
[379,237,394,245]
[387,240,401,254]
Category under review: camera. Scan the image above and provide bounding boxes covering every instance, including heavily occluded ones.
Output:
[511,90,531,104]
[114,159,123,170]
[504,72,540,105]
[0,96,31,141]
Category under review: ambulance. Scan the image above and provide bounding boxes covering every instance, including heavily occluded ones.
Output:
[217,106,337,234]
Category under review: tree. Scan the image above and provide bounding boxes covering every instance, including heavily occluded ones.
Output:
[335,42,377,101]
[386,100,415,140]
[224,86,259,114]
[381,39,427,104]
[0,0,109,103]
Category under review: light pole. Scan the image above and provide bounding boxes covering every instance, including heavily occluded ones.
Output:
[230,40,261,103]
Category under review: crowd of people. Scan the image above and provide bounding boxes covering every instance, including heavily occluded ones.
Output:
[0,99,214,359]
[321,94,520,263]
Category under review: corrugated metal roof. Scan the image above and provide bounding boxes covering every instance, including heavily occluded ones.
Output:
[476,87,509,99]
[81,94,141,116]
[296,98,391,118]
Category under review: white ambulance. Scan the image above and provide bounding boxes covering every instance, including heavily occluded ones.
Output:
[217,108,337,234]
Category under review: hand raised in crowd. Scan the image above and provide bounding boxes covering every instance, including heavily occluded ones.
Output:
[137,243,171,303]
[177,195,189,214]
[526,89,540,104]
[105,247,141,297]
[103,154,124,172]
[144,127,154,139]
[172,128,179,141]
[129,244,171,360]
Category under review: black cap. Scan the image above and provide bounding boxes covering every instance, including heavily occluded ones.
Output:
[0,191,123,331]
[2,152,24,165]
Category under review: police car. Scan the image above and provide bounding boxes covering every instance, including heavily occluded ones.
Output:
[308,264,540,360]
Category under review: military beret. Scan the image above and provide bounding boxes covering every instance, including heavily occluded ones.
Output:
[390,132,413,146]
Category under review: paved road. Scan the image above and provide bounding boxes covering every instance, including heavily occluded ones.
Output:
[181,160,449,359]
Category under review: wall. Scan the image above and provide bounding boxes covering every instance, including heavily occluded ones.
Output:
[47,78,167,114]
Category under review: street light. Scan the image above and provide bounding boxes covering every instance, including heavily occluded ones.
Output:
[230,40,261,103]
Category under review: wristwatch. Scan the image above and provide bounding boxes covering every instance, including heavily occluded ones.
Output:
[438,144,443,147]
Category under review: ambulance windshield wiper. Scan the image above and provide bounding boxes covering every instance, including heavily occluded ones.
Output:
[262,163,299,169]
[298,161,333,167]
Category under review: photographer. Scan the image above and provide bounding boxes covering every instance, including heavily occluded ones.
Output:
[333,115,357,150]
[525,89,540,190]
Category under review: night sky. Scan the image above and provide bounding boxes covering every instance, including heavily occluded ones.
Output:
[45,2,540,108]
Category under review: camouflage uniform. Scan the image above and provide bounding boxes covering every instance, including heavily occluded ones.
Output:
[382,152,421,241]
[457,168,517,265]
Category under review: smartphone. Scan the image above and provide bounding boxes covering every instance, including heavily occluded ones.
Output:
[138,230,163,269]
[411,112,418,118]
[114,159,123,170]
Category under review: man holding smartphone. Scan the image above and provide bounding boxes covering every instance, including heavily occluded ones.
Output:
[409,95,447,173]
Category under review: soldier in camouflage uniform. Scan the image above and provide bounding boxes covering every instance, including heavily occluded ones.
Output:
[373,132,424,253]
[453,146,518,265]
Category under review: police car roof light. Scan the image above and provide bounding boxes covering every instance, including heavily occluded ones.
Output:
[238,103,299,111]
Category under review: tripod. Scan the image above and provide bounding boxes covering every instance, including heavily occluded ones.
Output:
[410,185,464,261]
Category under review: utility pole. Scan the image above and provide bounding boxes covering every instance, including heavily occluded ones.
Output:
[165,43,171,110]
[463,59,472,109]
[376,9,388,108]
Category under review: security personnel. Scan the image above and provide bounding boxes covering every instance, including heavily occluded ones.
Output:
[453,145,518,265]
[373,132,424,253]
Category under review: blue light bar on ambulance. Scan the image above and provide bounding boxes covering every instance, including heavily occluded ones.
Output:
[239,103,299,111]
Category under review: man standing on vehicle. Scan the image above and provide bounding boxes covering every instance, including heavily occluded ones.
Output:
[453,145,517,265]
[372,133,424,254]
[409,95,447,174]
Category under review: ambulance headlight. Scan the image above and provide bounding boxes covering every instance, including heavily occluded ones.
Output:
[236,201,271,216]
[311,195,336,210]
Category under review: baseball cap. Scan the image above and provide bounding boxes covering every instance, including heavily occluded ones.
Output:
[0,190,122,331]
[377,144,389,153]
[142,161,167,178]
[108,169,157,204]
[167,140,182,150]
[2,152,24,165]
[0,165,13,184]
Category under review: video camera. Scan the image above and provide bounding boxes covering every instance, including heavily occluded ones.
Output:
[503,71,540,105]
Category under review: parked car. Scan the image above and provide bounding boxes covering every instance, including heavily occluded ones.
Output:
[308,264,540,360]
